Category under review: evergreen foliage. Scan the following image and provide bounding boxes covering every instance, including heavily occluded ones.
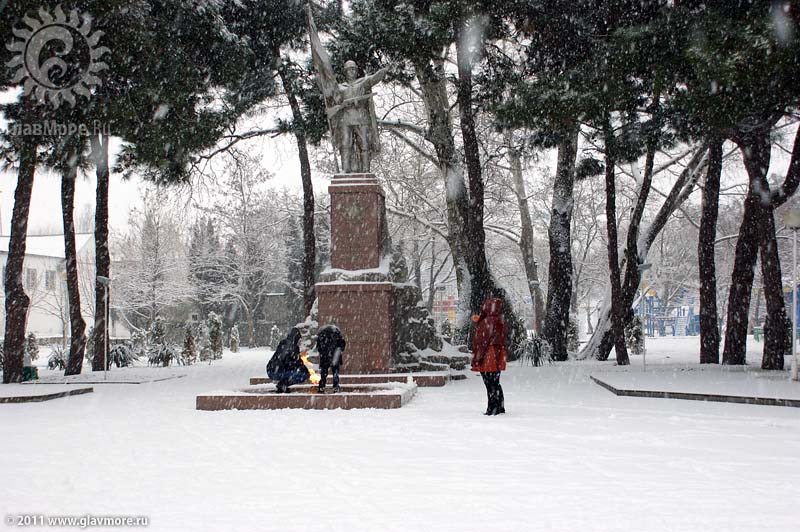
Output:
[189,218,225,320]
[625,316,645,356]
[182,327,197,366]
[109,343,138,368]
[207,312,224,360]
[146,317,180,367]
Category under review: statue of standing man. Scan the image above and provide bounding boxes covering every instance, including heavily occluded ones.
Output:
[306,6,388,174]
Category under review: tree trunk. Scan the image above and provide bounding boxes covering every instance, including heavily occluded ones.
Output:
[722,192,761,364]
[759,203,788,370]
[91,134,111,371]
[506,130,545,333]
[455,21,493,315]
[62,152,88,376]
[698,138,722,364]
[722,123,800,366]
[278,63,316,318]
[543,128,578,360]
[3,135,37,383]
[619,143,657,310]
[602,119,629,366]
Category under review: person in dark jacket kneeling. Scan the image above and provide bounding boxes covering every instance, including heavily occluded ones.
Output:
[266,327,310,393]
[471,297,507,415]
[316,324,346,393]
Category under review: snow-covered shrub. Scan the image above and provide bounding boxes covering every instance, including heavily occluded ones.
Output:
[48,344,67,370]
[147,343,181,367]
[182,328,197,365]
[26,333,40,362]
[109,343,138,368]
[625,316,645,355]
[207,312,223,359]
[146,317,181,366]
[229,324,240,353]
[566,316,580,353]
[516,336,552,367]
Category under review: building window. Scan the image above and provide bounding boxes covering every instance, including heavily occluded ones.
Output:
[25,268,37,290]
[46,270,56,291]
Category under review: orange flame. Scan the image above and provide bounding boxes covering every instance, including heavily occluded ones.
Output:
[300,352,321,385]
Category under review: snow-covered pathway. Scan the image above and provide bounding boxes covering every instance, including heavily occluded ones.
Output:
[1,338,798,532]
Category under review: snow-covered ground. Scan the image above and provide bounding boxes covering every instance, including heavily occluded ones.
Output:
[2,337,799,532]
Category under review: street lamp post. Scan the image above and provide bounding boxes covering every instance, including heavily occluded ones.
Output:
[638,262,653,372]
[96,275,112,381]
[783,208,800,381]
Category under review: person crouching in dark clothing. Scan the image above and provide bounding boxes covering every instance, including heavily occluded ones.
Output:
[316,324,346,393]
[266,327,309,393]
[471,297,508,415]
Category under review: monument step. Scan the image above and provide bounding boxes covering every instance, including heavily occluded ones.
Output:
[197,383,416,411]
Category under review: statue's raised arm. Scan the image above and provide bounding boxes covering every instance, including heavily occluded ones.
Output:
[363,67,389,89]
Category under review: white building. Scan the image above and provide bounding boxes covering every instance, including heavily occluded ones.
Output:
[0,234,123,342]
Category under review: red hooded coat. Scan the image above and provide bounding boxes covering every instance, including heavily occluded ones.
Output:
[471,298,507,373]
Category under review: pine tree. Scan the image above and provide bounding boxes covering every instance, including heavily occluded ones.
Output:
[189,218,225,320]
[182,328,197,366]
[208,312,223,360]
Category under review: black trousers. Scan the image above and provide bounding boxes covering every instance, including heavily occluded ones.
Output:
[319,363,340,389]
[480,372,504,412]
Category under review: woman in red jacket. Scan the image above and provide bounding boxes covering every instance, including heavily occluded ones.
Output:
[471,297,507,415]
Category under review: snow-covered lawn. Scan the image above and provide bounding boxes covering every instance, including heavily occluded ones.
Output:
[2,339,799,532]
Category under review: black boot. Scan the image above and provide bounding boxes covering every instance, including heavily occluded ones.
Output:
[485,396,496,415]
[494,384,505,414]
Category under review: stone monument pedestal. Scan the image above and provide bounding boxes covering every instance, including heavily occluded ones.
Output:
[316,173,395,374]
[317,282,393,373]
